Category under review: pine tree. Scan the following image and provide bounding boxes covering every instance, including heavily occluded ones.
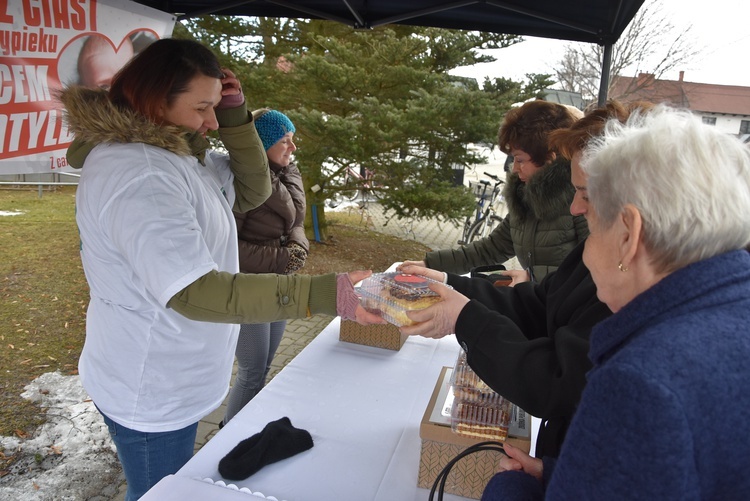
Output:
[180,17,549,239]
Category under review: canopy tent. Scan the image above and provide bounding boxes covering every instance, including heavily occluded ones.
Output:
[133,0,646,104]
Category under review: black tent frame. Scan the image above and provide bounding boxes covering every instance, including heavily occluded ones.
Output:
[135,0,645,105]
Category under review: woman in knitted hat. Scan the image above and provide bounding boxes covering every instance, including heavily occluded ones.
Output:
[222,109,309,425]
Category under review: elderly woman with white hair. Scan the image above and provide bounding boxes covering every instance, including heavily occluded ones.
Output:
[481,105,750,500]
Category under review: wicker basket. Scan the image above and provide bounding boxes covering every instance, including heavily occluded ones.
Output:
[469,181,491,199]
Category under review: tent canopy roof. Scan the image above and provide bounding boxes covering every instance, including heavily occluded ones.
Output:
[134,0,644,45]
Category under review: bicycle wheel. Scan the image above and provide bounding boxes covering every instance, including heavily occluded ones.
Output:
[458,218,473,245]
[340,172,360,202]
[366,184,385,202]
[368,171,388,201]
[466,216,490,243]
[483,214,503,236]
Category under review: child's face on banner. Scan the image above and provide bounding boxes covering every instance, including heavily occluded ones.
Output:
[78,35,134,89]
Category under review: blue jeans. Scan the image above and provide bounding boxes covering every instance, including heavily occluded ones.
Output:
[98,408,198,501]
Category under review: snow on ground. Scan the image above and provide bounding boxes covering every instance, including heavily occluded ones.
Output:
[0,372,122,500]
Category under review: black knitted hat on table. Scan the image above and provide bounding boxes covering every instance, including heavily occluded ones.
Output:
[218,416,314,481]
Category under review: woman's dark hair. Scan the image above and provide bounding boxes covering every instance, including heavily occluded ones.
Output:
[497,100,579,166]
[108,38,223,123]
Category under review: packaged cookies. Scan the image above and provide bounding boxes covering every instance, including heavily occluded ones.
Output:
[449,349,513,441]
[358,272,444,326]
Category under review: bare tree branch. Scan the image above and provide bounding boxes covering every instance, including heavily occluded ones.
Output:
[553,0,700,104]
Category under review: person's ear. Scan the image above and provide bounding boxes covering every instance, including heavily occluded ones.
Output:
[156,99,167,122]
[618,204,642,269]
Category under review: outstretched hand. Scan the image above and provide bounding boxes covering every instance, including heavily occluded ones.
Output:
[339,271,387,325]
[399,281,469,339]
[346,270,371,286]
[354,305,387,325]
[400,259,426,268]
[396,262,446,283]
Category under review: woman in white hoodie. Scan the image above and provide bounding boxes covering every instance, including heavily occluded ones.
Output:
[61,38,379,500]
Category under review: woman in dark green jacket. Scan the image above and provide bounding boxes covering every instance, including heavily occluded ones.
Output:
[419,101,588,283]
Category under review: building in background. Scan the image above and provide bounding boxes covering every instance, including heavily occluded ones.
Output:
[541,88,585,110]
[611,72,750,138]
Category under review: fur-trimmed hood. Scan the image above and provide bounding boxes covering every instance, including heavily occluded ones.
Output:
[59,86,207,168]
[503,157,574,221]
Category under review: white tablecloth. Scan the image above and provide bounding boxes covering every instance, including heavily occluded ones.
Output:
[168,318,475,501]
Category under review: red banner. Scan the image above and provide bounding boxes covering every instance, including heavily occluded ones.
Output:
[0,0,175,174]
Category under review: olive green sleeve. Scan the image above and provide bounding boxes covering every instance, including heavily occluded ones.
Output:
[66,137,94,169]
[424,217,514,274]
[167,270,337,323]
[216,106,271,213]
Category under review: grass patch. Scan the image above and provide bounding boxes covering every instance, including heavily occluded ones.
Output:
[304,209,430,274]
[0,186,86,440]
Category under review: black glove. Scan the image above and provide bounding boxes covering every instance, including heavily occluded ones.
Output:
[283,242,307,274]
[218,417,314,481]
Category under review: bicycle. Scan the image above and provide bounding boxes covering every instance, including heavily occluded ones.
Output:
[458,171,505,245]
[326,165,385,208]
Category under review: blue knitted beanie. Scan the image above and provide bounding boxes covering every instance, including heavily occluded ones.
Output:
[254,110,296,151]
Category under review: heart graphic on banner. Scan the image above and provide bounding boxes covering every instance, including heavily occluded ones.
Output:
[57,33,135,89]
[0,0,169,171]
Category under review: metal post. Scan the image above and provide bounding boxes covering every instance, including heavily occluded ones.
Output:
[311,204,322,242]
[598,43,613,106]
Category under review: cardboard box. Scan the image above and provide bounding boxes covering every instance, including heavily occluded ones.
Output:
[339,319,409,351]
[417,366,532,499]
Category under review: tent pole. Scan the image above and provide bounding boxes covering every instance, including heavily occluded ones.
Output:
[597,43,613,106]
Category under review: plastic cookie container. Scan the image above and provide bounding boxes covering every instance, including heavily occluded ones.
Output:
[357,272,444,327]
[449,349,513,440]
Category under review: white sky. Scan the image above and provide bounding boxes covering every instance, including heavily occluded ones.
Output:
[451,0,750,88]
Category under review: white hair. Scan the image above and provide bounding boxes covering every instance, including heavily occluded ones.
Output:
[581,104,750,272]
